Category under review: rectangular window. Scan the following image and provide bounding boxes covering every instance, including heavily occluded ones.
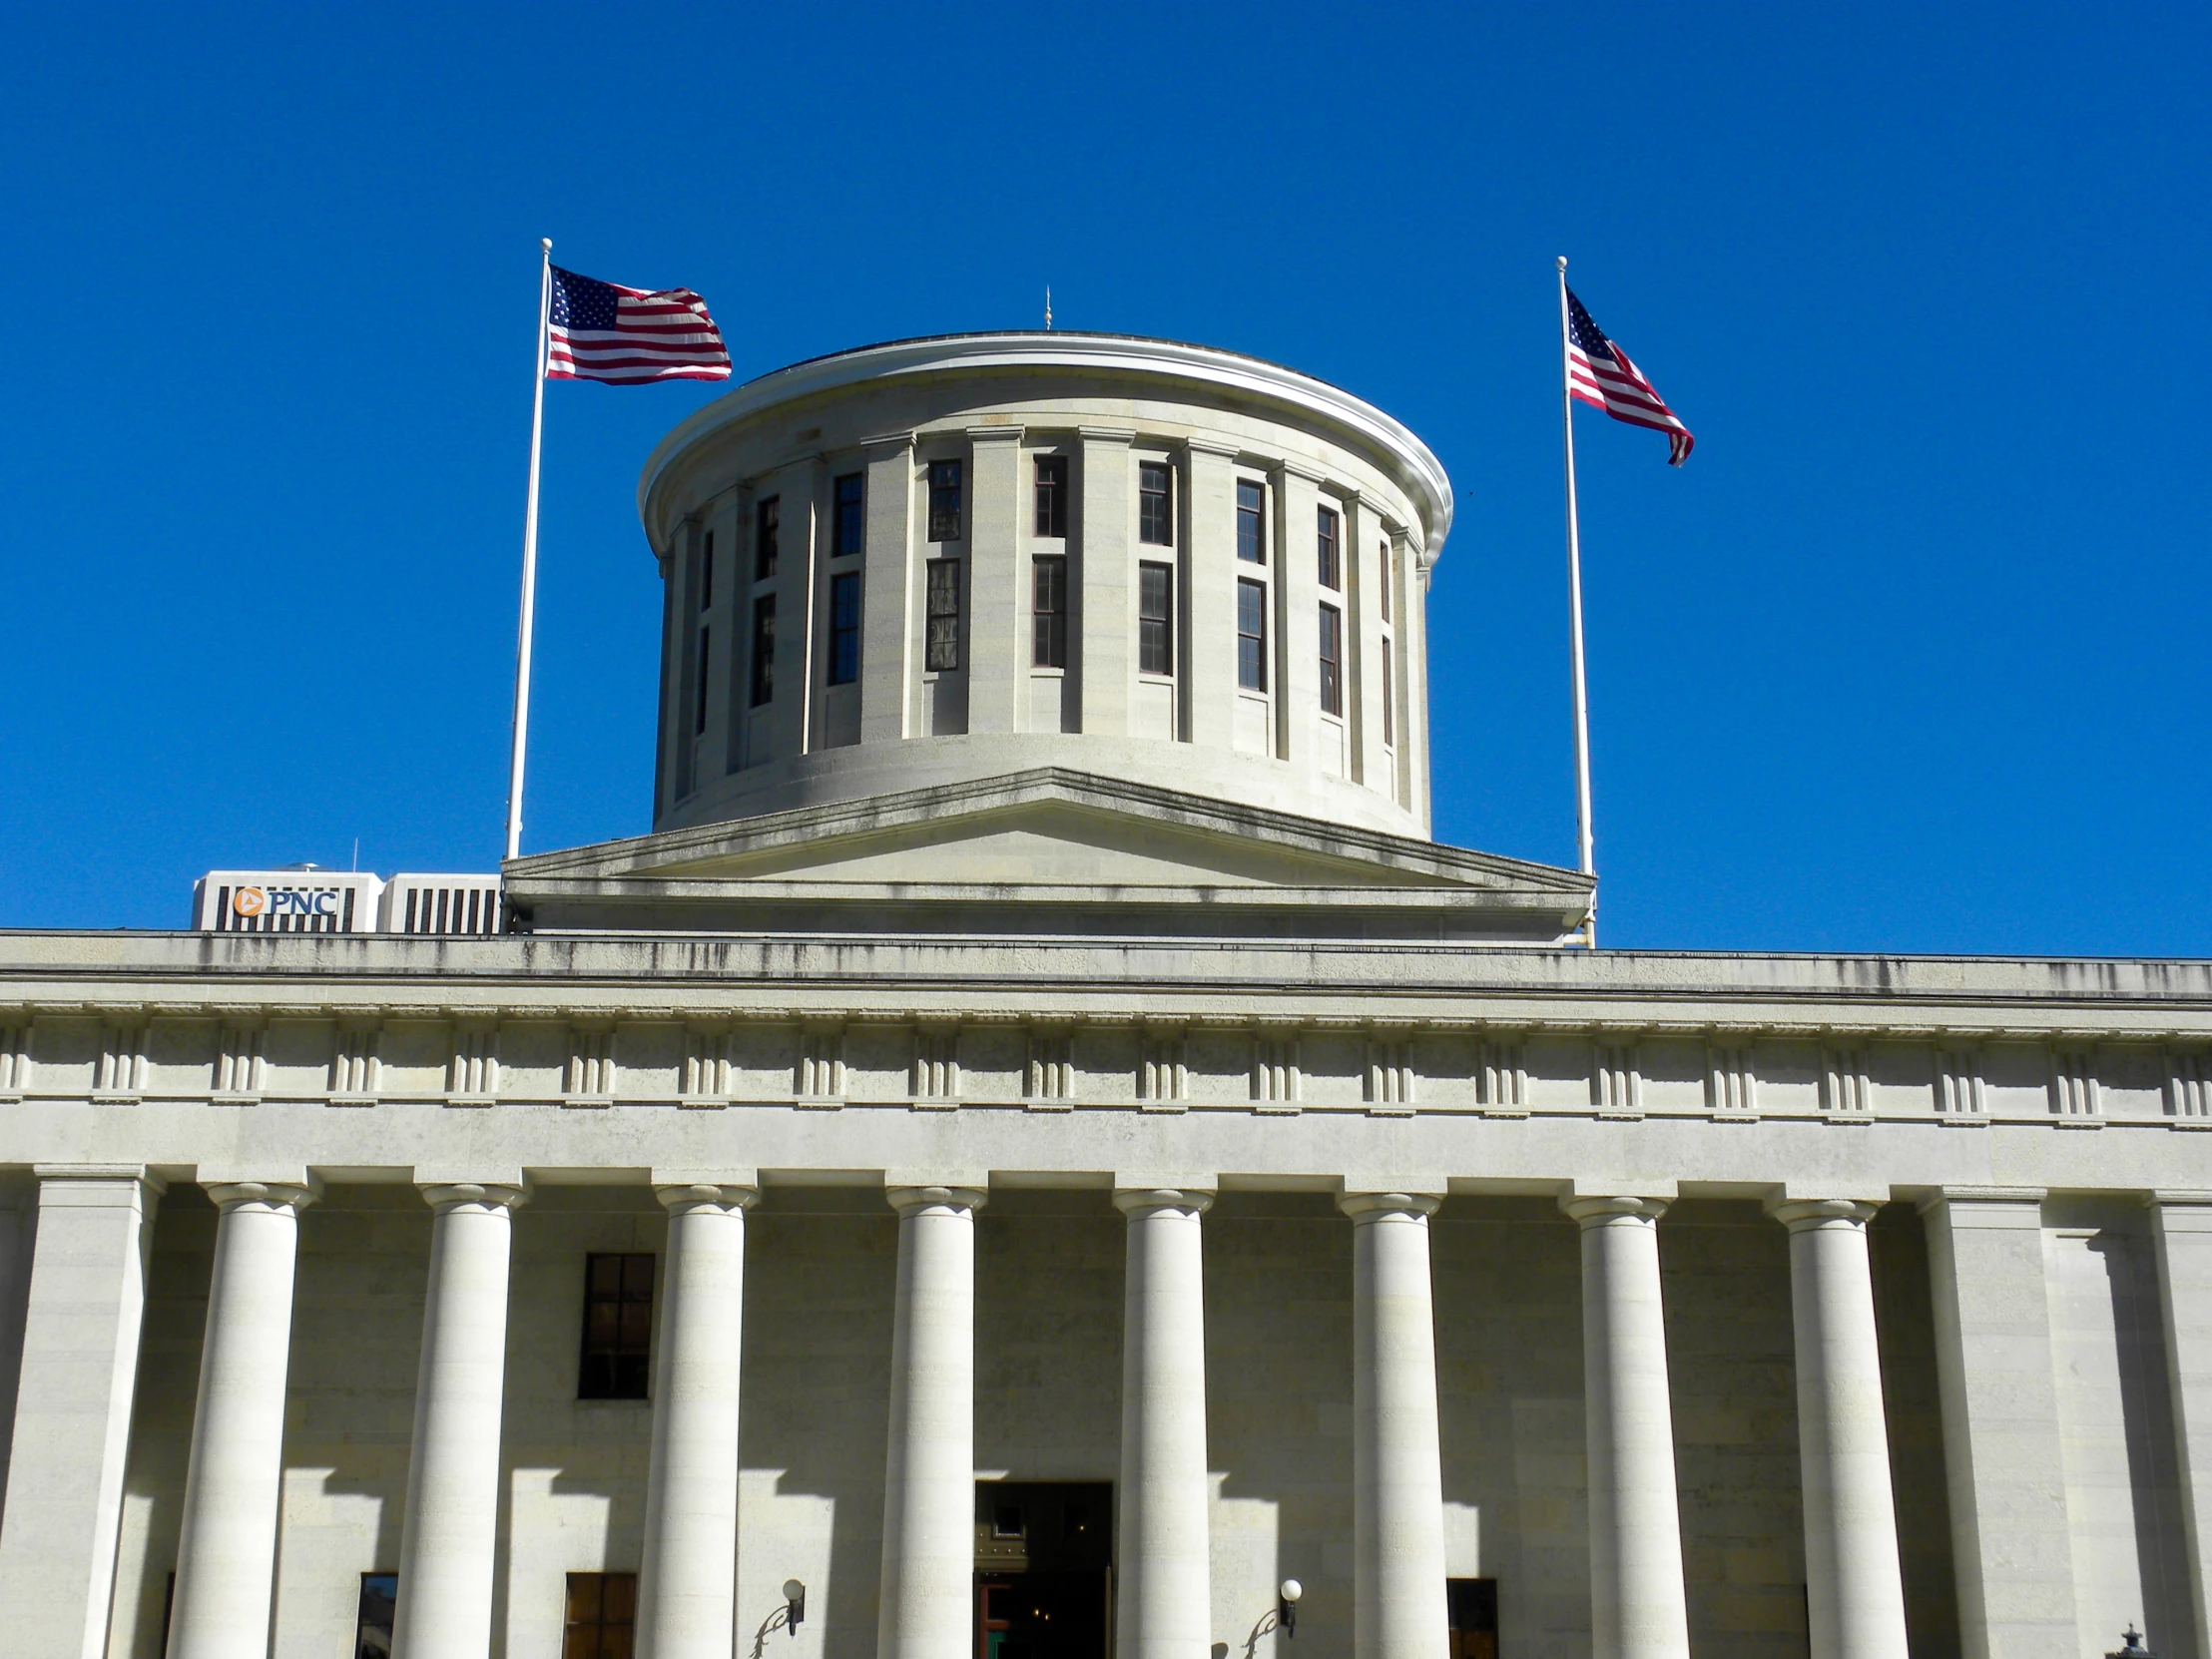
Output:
[749,596,776,708]
[579,1253,654,1399]
[1319,604,1344,716]
[565,1572,638,1659]
[355,1572,398,1659]
[1139,561,1174,676]
[928,458,962,541]
[1237,577,1268,691]
[1139,461,1173,545]
[1236,479,1265,563]
[699,531,714,611]
[1445,1578,1498,1659]
[1032,554,1067,668]
[1034,456,1067,538]
[834,473,864,557]
[755,497,779,580]
[1318,507,1341,590]
[1382,637,1394,746]
[830,571,861,684]
[1379,539,1392,623]
[693,628,710,735]
[925,559,960,671]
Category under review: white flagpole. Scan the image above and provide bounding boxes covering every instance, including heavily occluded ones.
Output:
[504,238,553,863]
[1557,256,1597,947]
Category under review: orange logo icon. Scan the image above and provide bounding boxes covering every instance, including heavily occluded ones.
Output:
[233,887,269,917]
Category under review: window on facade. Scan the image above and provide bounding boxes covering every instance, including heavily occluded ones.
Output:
[1236,480,1265,563]
[1139,561,1174,676]
[1445,1579,1498,1659]
[833,474,864,557]
[1379,539,1391,623]
[1237,577,1268,691]
[928,458,962,541]
[1139,461,1173,545]
[1034,456,1067,538]
[565,1572,638,1659]
[355,1572,398,1659]
[1382,637,1394,746]
[699,531,714,611]
[579,1253,654,1399]
[755,496,780,581]
[1317,507,1341,590]
[693,628,711,735]
[749,596,776,708]
[829,571,861,684]
[1032,554,1067,668]
[1319,603,1343,716]
[925,559,961,671]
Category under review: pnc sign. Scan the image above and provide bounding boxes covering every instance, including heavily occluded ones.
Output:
[231,885,343,919]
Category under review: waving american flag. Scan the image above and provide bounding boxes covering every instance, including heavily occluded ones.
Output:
[1566,287,1694,464]
[545,266,731,384]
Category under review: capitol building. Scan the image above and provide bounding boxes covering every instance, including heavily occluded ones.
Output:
[2,332,2209,1659]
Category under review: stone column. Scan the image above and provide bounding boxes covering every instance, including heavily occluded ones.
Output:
[2152,1193,2212,1658]
[1182,440,1239,750]
[636,1177,758,1659]
[0,1164,162,1659]
[964,426,1024,734]
[858,434,916,745]
[1920,1188,2076,1659]
[167,1177,319,1659]
[1560,1194,1690,1659]
[878,1185,985,1659]
[1769,1199,1910,1659]
[1114,1187,1213,1659]
[390,1179,528,1659]
[1076,427,1135,736]
[1341,1192,1449,1659]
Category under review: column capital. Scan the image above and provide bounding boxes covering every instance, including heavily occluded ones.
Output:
[885,1184,986,1219]
[1113,1187,1213,1219]
[32,1162,166,1201]
[1338,1191,1440,1222]
[204,1177,321,1215]
[1766,1197,1880,1232]
[654,1180,760,1215]
[1560,1193,1669,1226]
[417,1180,529,1214]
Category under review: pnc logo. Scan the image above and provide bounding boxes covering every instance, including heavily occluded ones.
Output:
[232,886,342,919]
[232,887,268,917]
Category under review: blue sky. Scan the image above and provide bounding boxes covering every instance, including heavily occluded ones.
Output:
[2,3,2205,954]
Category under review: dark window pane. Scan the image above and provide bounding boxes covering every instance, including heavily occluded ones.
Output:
[750,596,776,707]
[830,573,861,684]
[699,532,714,611]
[1317,507,1341,590]
[356,1573,398,1659]
[1236,480,1265,563]
[1034,456,1067,538]
[927,458,962,541]
[833,474,864,557]
[1237,578,1267,691]
[926,559,960,672]
[1382,637,1394,745]
[1139,461,1172,545]
[579,1253,655,1400]
[755,497,780,581]
[693,628,710,734]
[589,1256,622,1296]
[1032,555,1067,669]
[1138,562,1173,676]
[1319,603,1343,716]
[1379,539,1391,623]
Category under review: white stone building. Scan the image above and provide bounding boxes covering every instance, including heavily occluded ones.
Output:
[0,333,2206,1659]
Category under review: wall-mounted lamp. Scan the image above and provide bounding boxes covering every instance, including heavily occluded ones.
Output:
[1277,1579,1302,1639]
[2106,1626,2155,1659]
[750,1581,809,1658]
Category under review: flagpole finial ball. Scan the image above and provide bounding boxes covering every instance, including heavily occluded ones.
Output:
[541,238,553,254]
[1557,256,1567,272]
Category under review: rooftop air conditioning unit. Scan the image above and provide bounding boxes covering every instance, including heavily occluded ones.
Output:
[380,873,504,936]
[193,869,386,934]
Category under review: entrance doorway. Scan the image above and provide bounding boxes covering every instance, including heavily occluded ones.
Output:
[974,1481,1112,1659]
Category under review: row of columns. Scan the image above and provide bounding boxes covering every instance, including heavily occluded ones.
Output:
[10,1169,2207,1659]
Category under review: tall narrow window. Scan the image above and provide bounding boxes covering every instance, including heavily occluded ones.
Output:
[1032,555,1067,668]
[1317,507,1341,590]
[1139,461,1173,545]
[1236,480,1265,563]
[755,497,780,580]
[1034,456,1067,538]
[926,558,960,671]
[579,1253,654,1400]
[1139,561,1174,676]
[699,532,715,610]
[749,596,776,707]
[1382,637,1394,745]
[565,1572,638,1659]
[1445,1579,1499,1659]
[829,572,861,684]
[833,474,864,557]
[928,459,962,541]
[693,628,711,734]
[1237,578,1268,691]
[1319,603,1344,716]
[1379,539,1392,623]
[355,1574,398,1659]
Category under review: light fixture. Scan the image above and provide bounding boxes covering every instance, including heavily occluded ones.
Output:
[783,1580,808,1636]
[2106,1626,2155,1659]
[1278,1579,1302,1639]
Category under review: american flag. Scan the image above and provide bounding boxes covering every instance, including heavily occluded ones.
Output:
[545,266,731,384]
[1566,287,1694,465]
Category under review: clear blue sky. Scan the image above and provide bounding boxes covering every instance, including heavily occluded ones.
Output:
[3,3,2205,954]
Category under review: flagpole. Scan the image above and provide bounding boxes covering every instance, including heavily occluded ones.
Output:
[1557,256,1597,947]
[504,239,553,864]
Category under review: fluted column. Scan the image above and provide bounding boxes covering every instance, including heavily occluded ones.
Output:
[1341,1192,1449,1659]
[637,1178,758,1659]
[391,1179,528,1659]
[1561,1194,1690,1659]
[1769,1199,1910,1659]
[878,1185,985,1659]
[2153,1192,2212,1659]
[1114,1187,1213,1659]
[166,1177,319,1659]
